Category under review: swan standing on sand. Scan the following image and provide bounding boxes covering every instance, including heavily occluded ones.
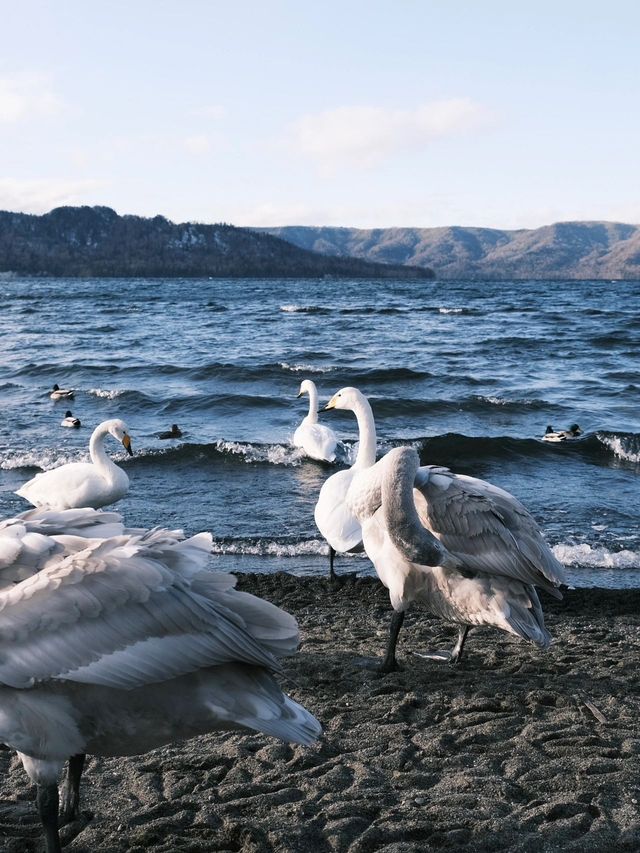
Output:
[315,387,377,580]
[293,380,337,462]
[325,386,566,671]
[0,507,321,853]
[50,384,75,400]
[16,419,133,510]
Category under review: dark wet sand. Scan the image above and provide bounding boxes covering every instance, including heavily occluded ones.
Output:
[1,574,639,852]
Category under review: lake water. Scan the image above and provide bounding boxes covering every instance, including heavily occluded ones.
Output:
[0,276,638,588]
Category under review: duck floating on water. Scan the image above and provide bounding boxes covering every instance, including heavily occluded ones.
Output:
[61,411,81,428]
[158,424,183,439]
[50,384,75,401]
[543,424,583,442]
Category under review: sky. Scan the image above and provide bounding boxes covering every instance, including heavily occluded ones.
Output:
[1,0,639,229]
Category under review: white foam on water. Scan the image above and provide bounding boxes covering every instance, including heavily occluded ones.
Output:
[215,439,304,466]
[211,538,328,557]
[598,433,640,464]
[89,388,126,399]
[0,449,87,471]
[438,307,464,314]
[553,542,640,569]
[278,362,331,374]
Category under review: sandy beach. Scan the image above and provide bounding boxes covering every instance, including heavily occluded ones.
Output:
[1,573,639,853]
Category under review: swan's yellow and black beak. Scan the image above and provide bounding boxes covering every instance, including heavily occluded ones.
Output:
[322,394,338,411]
[122,434,133,456]
[296,390,303,398]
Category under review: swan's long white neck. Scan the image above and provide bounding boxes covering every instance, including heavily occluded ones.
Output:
[305,384,319,424]
[89,423,118,480]
[351,395,377,469]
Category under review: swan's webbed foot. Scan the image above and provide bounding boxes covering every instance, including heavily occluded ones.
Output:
[413,626,470,667]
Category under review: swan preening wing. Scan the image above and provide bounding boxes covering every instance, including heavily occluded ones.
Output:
[380,448,459,570]
[413,465,566,595]
[0,525,299,691]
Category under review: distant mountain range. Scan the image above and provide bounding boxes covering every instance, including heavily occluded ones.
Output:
[0,207,433,279]
[263,222,640,280]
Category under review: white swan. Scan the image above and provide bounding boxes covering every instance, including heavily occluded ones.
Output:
[50,384,75,400]
[293,380,337,462]
[61,410,81,428]
[324,386,566,671]
[0,507,321,852]
[315,387,377,580]
[16,419,133,510]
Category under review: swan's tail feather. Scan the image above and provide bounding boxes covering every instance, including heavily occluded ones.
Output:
[201,665,321,746]
[505,588,552,648]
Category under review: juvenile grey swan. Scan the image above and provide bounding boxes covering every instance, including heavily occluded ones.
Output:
[0,507,321,853]
[339,436,566,671]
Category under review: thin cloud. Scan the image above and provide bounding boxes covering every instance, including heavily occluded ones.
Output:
[0,72,64,123]
[290,98,490,170]
[0,178,106,214]
[183,134,212,155]
[191,104,227,120]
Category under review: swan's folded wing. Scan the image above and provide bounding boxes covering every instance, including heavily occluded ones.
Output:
[414,466,566,593]
[0,508,130,588]
[0,535,284,690]
[314,469,362,552]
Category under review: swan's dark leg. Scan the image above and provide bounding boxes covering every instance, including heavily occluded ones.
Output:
[449,626,470,666]
[37,782,62,853]
[328,545,337,581]
[379,610,405,673]
[59,753,86,825]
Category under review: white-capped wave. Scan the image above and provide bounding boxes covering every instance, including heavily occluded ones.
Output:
[598,433,640,464]
[215,439,304,466]
[278,362,331,374]
[1,449,87,471]
[553,542,640,569]
[280,304,305,313]
[89,388,126,399]
[438,307,464,314]
[211,538,328,557]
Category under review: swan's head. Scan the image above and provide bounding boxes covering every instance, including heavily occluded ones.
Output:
[323,386,366,412]
[107,419,133,456]
[296,379,316,398]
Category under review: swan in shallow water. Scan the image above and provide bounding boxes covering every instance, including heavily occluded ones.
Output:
[293,380,337,462]
[16,418,133,510]
[325,387,566,671]
[0,507,321,852]
[61,410,81,428]
[314,387,377,581]
[50,384,75,400]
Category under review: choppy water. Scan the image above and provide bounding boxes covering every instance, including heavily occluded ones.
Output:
[1,276,638,587]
